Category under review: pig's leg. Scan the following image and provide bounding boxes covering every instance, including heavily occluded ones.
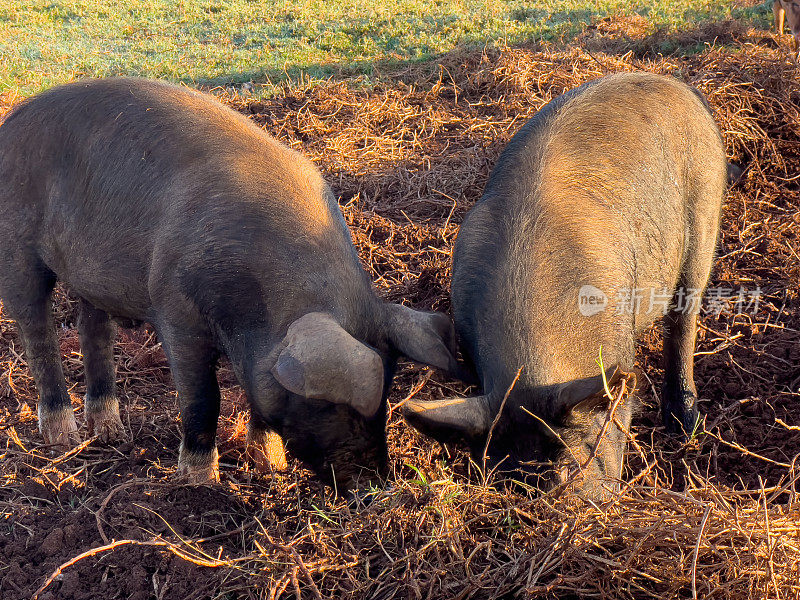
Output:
[662,245,717,437]
[77,298,125,442]
[662,304,700,436]
[159,326,222,483]
[775,0,785,35]
[246,412,288,472]
[0,264,79,447]
[662,158,724,437]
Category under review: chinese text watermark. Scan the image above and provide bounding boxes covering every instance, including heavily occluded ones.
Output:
[578,286,762,317]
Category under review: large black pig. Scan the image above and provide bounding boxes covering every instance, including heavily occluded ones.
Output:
[404,72,728,498]
[0,78,459,490]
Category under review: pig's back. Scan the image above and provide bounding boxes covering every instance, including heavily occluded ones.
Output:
[0,78,357,323]
[453,72,725,390]
[0,77,311,232]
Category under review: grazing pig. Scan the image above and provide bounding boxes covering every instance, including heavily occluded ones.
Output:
[0,78,459,490]
[403,72,727,498]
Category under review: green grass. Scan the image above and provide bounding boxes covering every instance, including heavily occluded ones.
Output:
[0,0,772,98]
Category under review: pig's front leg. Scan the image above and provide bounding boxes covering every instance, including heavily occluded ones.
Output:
[159,324,222,483]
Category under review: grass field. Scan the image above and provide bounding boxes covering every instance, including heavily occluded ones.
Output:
[2,1,800,600]
[0,0,772,98]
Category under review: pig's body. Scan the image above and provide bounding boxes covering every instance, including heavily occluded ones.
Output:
[0,78,458,489]
[404,73,727,498]
[3,79,373,337]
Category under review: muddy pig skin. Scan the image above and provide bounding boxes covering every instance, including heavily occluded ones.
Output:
[404,72,728,499]
[0,77,461,490]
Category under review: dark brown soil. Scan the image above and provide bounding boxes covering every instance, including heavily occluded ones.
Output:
[1,18,799,600]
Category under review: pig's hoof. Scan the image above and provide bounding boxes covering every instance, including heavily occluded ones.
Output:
[39,408,81,448]
[662,391,700,437]
[177,446,220,484]
[86,396,125,443]
[246,427,288,472]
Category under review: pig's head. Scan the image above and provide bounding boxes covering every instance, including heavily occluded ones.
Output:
[402,368,636,500]
[257,308,459,492]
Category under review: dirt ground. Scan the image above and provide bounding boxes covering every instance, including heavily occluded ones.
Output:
[1,17,799,600]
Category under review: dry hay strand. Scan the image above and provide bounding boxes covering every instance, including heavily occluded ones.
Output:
[2,18,800,600]
[238,469,800,600]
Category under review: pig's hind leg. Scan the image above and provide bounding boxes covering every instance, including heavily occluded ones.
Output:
[77,298,125,442]
[662,173,724,437]
[0,258,79,447]
[662,296,702,437]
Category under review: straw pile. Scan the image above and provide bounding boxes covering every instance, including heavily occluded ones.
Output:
[1,18,799,600]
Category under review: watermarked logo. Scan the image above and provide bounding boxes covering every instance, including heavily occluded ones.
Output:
[577,286,762,317]
[578,285,608,316]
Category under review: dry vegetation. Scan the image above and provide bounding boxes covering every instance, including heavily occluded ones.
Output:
[1,18,800,600]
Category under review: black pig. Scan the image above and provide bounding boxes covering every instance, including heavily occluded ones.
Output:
[0,78,459,490]
[404,72,728,498]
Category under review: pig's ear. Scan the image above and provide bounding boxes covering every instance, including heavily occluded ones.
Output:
[402,396,492,443]
[383,304,459,375]
[271,313,384,418]
[554,366,634,417]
